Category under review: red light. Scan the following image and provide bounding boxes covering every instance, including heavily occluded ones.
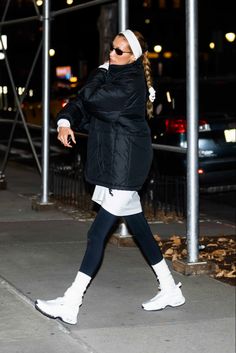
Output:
[165,118,210,133]
[165,118,187,133]
[61,99,68,108]
[198,169,204,174]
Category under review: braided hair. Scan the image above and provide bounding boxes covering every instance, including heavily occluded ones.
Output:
[133,31,154,119]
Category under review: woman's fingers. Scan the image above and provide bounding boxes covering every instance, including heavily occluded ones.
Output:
[70,131,76,144]
[57,127,76,148]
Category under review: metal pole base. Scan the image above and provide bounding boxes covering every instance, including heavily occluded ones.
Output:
[31,197,55,211]
[173,259,216,275]
[109,235,136,247]
[109,221,162,248]
[0,173,7,190]
[109,220,135,247]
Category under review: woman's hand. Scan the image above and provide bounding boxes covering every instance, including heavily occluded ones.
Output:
[57,127,76,148]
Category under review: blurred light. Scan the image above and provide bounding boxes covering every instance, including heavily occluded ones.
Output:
[0,35,7,50]
[143,0,151,8]
[67,0,74,5]
[3,86,8,94]
[69,76,78,83]
[147,52,159,59]
[145,18,150,24]
[29,89,34,97]
[0,52,5,60]
[56,66,71,79]
[173,0,181,8]
[163,51,173,59]
[198,169,204,175]
[154,45,162,53]
[62,99,69,108]
[225,32,236,42]
[49,48,55,57]
[159,0,166,8]
[166,91,171,103]
[36,0,43,6]
[18,87,25,96]
[209,42,215,49]
[180,141,187,148]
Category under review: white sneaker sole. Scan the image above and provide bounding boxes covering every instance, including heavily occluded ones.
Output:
[142,297,186,311]
[35,300,77,325]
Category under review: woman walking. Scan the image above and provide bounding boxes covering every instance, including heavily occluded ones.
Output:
[35,29,185,325]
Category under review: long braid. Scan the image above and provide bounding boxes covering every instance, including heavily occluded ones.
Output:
[142,52,154,118]
[133,31,154,119]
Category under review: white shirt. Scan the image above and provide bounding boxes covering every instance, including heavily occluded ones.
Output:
[92,185,142,216]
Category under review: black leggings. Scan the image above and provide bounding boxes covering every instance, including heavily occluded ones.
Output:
[79,207,163,277]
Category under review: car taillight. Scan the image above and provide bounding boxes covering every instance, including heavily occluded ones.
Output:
[165,118,211,133]
[165,118,187,133]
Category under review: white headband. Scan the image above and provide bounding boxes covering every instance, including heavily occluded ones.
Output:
[120,29,142,60]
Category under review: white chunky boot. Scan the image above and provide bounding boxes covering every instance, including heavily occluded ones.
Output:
[35,271,91,324]
[142,259,185,311]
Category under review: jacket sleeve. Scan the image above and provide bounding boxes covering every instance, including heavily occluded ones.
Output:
[56,93,90,132]
[55,68,107,131]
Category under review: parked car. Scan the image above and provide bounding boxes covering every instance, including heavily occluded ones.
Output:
[148,77,236,191]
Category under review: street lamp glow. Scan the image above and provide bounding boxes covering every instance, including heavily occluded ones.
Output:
[225,32,236,42]
[18,87,25,96]
[36,0,43,6]
[209,42,215,49]
[49,49,55,57]
[154,45,162,53]
[0,52,5,60]
[67,0,74,5]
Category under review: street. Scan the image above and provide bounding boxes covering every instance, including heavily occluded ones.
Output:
[200,191,236,225]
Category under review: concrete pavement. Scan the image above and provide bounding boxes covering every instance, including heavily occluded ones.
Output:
[0,162,235,353]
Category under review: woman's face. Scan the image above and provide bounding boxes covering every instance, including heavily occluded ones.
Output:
[109,35,136,65]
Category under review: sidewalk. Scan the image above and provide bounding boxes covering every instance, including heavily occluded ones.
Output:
[0,162,235,353]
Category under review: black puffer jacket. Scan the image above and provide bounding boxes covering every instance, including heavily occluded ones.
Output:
[57,59,153,191]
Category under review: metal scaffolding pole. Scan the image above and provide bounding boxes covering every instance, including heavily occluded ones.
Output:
[118,0,128,31]
[115,0,130,241]
[186,0,199,262]
[41,0,51,204]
